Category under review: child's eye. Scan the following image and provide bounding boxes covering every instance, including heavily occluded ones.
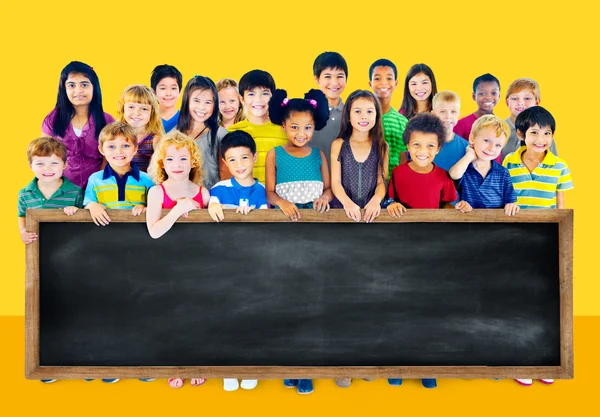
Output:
[247,93,254,96]
[496,144,502,148]
[206,101,213,105]
[241,156,249,160]
[306,126,313,131]
[81,83,89,88]
[492,92,498,96]
[524,97,531,101]
[484,139,490,143]
[181,157,188,161]
[227,158,235,163]
[108,145,115,149]
[142,107,149,112]
[123,144,130,148]
[166,157,173,161]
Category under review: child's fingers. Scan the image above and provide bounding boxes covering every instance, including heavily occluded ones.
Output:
[209,210,220,222]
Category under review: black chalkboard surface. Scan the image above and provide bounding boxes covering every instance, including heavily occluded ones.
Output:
[26,209,573,379]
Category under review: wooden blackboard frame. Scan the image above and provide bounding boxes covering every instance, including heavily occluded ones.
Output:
[25,208,573,380]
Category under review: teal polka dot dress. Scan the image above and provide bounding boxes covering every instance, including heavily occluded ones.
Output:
[275,146,323,205]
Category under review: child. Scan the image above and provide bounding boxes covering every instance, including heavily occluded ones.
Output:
[84,122,154,227]
[503,106,573,211]
[42,61,114,189]
[399,64,438,119]
[387,113,471,215]
[177,75,228,190]
[265,89,332,221]
[117,84,164,172]
[453,73,501,139]
[150,64,182,133]
[146,130,210,238]
[331,91,389,221]
[431,91,469,171]
[311,52,348,168]
[501,78,557,162]
[503,106,573,386]
[228,70,287,184]
[208,131,266,390]
[448,115,519,216]
[209,131,267,220]
[216,78,245,128]
[368,58,409,175]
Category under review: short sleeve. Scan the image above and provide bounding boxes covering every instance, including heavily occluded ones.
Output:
[387,170,396,200]
[557,162,574,191]
[75,189,84,208]
[502,169,518,204]
[42,111,56,137]
[83,176,98,206]
[441,173,458,203]
[104,113,115,124]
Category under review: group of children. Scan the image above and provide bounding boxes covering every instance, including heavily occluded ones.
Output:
[19,53,573,392]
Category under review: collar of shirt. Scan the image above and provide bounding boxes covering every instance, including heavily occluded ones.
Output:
[102,163,140,181]
[25,177,78,195]
[509,146,557,166]
[231,176,258,190]
[330,99,344,113]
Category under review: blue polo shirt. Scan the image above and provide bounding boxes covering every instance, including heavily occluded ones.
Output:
[457,161,517,208]
[83,163,154,209]
[209,177,268,209]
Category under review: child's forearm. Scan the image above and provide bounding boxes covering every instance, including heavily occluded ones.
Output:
[266,190,287,207]
[331,182,354,207]
[371,181,387,204]
[556,192,564,209]
[18,216,26,232]
[321,187,333,202]
[449,154,472,180]
[148,208,184,239]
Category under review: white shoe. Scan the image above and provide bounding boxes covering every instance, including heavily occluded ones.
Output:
[539,379,554,384]
[223,378,239,391]
[515,379,533,386]
[240,379,258,390]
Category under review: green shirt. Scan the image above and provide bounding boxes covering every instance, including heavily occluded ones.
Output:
[18,177,83,217]
[382,108,408,177]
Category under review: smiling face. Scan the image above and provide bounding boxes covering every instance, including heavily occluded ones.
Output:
[473,81,500,113]
[223,146,257,182]
[242,87,272,119]
[163,145,192,181]
[65,73,93,108]
[507,89,539,119]
[432,101,460,137]
[470,127,506,161]
[99,135,137,169]
[154,77,180,111]
[30,154,66,184]
[369,66,398,100]
[408,72,432,103]
[349,98,377,133]
[518,124,554,155]
[123,102,152,130]
[315,67,347,104]
[218,87,241,125]
[407,131,440,169]
[188,88,215,128]
[282,111,315,148]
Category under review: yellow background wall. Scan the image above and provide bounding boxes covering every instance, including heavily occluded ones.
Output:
[0,0,596,318]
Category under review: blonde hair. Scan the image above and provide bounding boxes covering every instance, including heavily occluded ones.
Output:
[216,78,245,126]
[470,114,511,142]
[148,130,203,186]
[27,137,67,164]
[117,84,164,147]
[432,90,460,109]
[99,121,138,148]
[505,78,540,101]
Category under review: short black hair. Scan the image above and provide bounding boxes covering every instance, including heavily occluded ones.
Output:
[515,106,556,142]
[369,59,397,80]
[220,130,257,158]
[402,112,445,148]
[313,52,348,78]
[473,73,500,92]
[150,64,182,91]
[238,70,276,97]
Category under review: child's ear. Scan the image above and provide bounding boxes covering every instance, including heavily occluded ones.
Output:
[253,152,258,162]
[314,75,320,85]
[536,98,541,105]
[98,146,105,156]
[472,91,476,101]
[516,130,525,141]
[63,161,68,171]
[394,80,398,87]
[368,81,372,89]
[468,133,475,145]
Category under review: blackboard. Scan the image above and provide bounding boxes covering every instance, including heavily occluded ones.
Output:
[26,209,573,380]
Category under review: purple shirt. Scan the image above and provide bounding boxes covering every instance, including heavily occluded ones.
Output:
[42,108,115,189]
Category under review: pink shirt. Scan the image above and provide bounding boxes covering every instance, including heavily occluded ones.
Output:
[42,108,115,189]
[160,184,205,209]
[453,113,478,140]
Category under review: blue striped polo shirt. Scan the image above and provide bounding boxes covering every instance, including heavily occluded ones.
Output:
[83,163,154,209]
[457,161,517,208]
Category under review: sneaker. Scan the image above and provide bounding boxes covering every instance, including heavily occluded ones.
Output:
[41,379,57,383]
[539,379,554,384]
[388,378,403,386]
[240,379,258,390]
[139,378,155,382]
[515,379,533,386]
[224,378,240,391]
[84,379,94,382]
[422,378,437,389]
[102,379,120,384]
[284,379,299,388]
[335,378,352,388]
[297,379,314,394]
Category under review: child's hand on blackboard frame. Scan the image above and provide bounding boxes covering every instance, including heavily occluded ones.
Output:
[208,202,224,222]
[279,200,301,222]
[387,202,406,218]
[63,206,78,216]
[87,202,111,226]
[20,228,37,244]
[132,205,146,216]
[364,198,381,223]
[313,197,330,213]
[236,205,253,215]
[343,201,361,222]
[504,203,520,216]
[455,200,472,213]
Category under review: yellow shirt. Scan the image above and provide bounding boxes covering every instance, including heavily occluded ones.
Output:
[228,120,288,184]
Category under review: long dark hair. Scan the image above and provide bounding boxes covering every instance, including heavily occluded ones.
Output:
[268,89,330,131]
[177,75,220,157]
[53,61,107,138]
[339,90,387,177]
[399,63,438,119]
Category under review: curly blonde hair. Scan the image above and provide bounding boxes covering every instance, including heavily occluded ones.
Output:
[117,84,165,147]
[148,130,203,186]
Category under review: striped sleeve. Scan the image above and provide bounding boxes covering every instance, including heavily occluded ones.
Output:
[18,192,27,217]
[83,176,98,206]
[557,162,574,191]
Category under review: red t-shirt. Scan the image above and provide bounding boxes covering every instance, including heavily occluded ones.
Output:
[453,113,478,140]
[388,163,457,208]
